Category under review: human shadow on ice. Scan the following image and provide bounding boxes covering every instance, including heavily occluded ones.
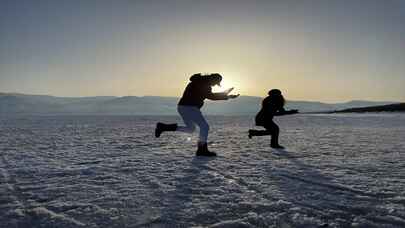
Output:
[137,156,216,227]
[267,149,398,227]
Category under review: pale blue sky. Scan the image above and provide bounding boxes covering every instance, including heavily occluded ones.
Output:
[1,0,404,102]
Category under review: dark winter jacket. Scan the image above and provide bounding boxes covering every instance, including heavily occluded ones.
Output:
[255,96,286,126]
[178,75,228,108]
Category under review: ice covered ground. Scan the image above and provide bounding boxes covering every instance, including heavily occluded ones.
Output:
[1,114,405,228]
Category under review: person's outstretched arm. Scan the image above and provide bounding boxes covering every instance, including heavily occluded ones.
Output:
[206,87,239,100]
[206,92,229,100]
[274,108,299,116]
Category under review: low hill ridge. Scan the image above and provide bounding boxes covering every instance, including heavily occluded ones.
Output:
[0,92,400,115]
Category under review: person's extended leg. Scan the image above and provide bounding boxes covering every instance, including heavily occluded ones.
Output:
[155,105,196,138]
[176,106,197,134]
[155,123,178,137]
[265,121,284,149]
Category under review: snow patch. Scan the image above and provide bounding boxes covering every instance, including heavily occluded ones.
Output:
[1,114,405,227]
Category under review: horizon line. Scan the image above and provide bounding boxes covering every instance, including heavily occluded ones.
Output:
[0,91,401,104]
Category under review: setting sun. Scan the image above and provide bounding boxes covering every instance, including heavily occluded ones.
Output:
[212,80,236,93]
[211,71,243,94]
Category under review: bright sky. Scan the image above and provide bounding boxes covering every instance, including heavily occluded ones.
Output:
[1,0,404,102]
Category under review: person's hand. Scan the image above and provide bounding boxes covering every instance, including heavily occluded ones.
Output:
[224,87,234,94]
[228,94,240,99]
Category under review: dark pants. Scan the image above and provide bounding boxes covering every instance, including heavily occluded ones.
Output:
[250,121,280,145]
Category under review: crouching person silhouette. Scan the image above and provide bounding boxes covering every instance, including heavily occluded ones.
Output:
[248,89,298,149]
[155,73,239,156]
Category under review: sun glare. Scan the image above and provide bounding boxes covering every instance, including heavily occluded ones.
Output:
[211,72,241,94]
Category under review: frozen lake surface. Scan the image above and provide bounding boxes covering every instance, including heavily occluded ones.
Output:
[1,114,405,227]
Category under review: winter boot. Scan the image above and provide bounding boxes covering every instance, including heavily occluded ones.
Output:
[196,142,216,157]
[270,136,284,149]
[155,122,177,138]
[270,144,285,149]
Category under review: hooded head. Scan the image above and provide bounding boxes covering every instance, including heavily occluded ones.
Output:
[268,89,285,108]
[189,73,222,86]
[268,89,281,96]
[208,73,222,86]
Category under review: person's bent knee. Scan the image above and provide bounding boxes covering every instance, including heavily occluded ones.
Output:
[186,125,196,133]
[178,125,196,133]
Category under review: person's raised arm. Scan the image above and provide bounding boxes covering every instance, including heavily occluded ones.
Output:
[206,87,240,100]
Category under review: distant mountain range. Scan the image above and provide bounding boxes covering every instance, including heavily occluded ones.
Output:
[334,103,405,113]
[0,92,400,115]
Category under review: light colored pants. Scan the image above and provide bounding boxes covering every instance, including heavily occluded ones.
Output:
[177,105,209,143]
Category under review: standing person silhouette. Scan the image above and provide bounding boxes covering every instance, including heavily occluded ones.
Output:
[155,73,239,156]
[248,89,298,149]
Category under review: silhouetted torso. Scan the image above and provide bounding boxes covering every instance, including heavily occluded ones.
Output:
[178,80,228,108]
[178,81,211,108]
[255,96,285,126]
